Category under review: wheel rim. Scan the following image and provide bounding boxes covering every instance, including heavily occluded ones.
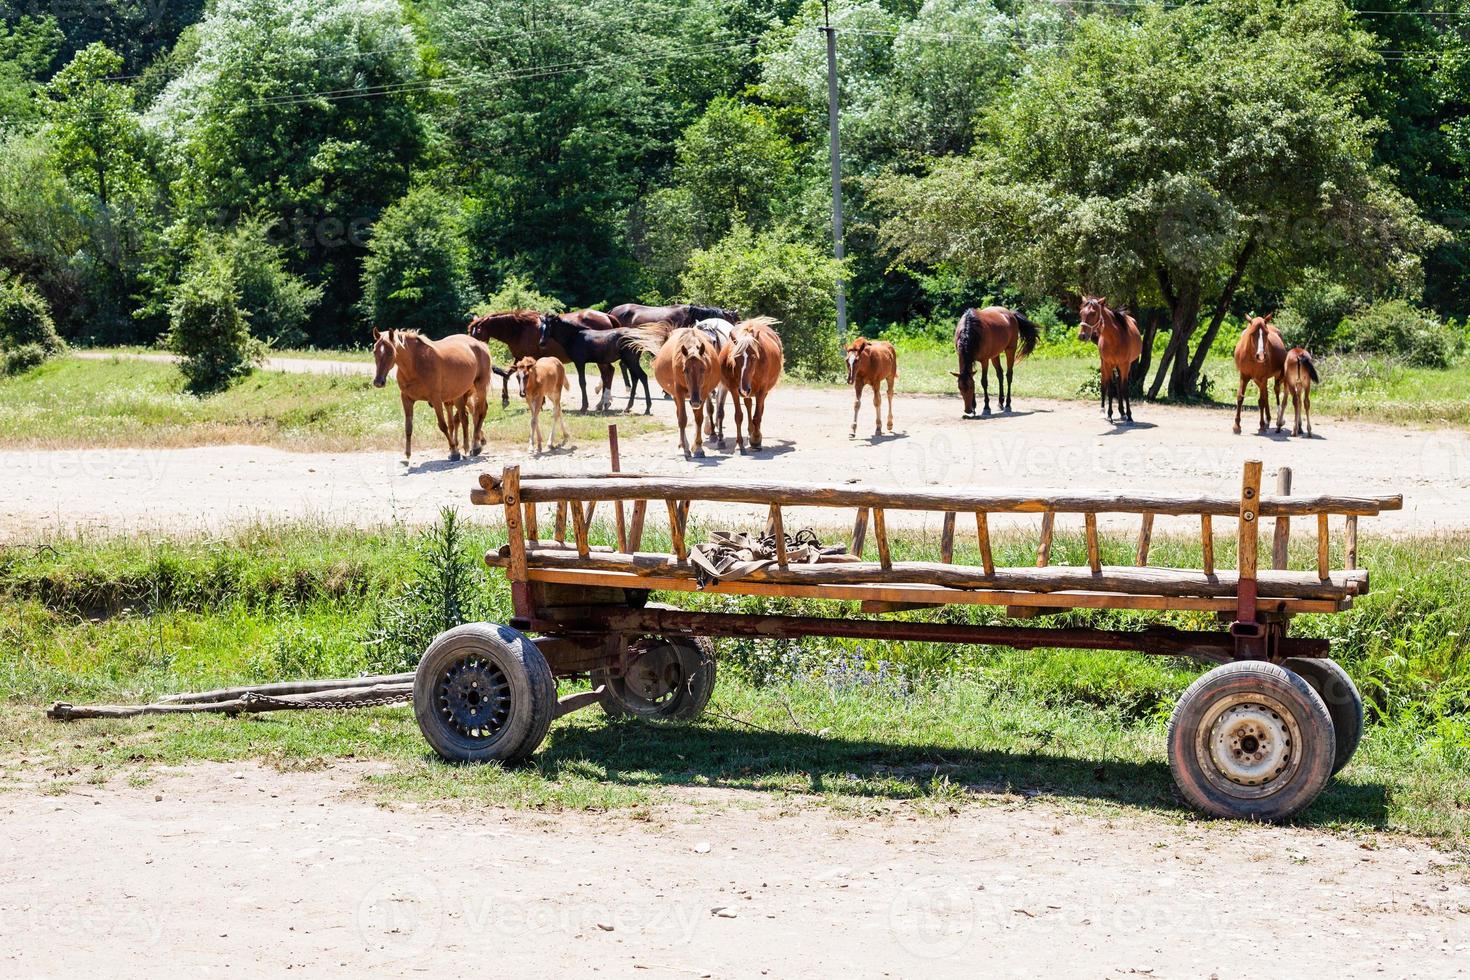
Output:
[612,643,683,714]
[1194,692,1302,800]
[436,655,512,741]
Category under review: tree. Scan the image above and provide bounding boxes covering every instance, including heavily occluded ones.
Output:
[360,186,478,335]
[167,242,263,394]
[681,223,847,377]
[0,15,62,131]
[873,0,1445,398]
[0,273,64,374]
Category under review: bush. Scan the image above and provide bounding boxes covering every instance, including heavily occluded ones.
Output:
[361,186,478,335]
[167,245,263,394]
[1276,278,1358,352]
[473,274,564,315]
[0,275,64,374]
[220,218,321,348]
[681,224,847,378]
[1334,299,1461,368]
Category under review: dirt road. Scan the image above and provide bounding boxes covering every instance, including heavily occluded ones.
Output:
[0,762,1465,979]
[3,379,1465,540]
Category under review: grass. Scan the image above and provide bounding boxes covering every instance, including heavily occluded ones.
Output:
[3,517,1468,841]
[0,355,657,450]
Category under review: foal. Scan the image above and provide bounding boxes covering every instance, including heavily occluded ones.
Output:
[845,337,898,438]
[513,356,571,454]
[1278,347,1319,437]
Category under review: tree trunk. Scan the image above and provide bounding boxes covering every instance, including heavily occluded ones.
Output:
[1183,238,1257,387]
[1132,308,1161,394]
[1148,276,1201,400]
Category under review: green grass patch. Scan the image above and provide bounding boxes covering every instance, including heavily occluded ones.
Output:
[3,519,1468,840]
[0,355,657,450]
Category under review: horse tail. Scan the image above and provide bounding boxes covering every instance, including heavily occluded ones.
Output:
[1014,313,1041,359]
[1301,351,1320,383]
[621,320,676,356]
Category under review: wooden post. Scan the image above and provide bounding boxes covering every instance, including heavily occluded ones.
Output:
[1084,512,1101,574]
[554,501,567,545]
[628,500,648,553]
[523,502,538,541]
[1345,515,1358,570]
[1237,460,1263,622]
[667,500,688,561]
[873,507,892,571]
[850,507,869,558]
[1271,467,1292,570]
[1037,511,1055,568]
[1317,512,1330,581]
[976,512,995,576]
[502,466,527,583]
[769,503,788,569]
[1136,512,1154,567]
[609,424,628,553]
[1201,514,1214,576]
[571,500,591,558]
[940,511,956,564]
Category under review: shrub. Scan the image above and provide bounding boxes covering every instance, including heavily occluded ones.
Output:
[167,245,263,394]
[681,224,847,378]
[361,186,478,335]
[0,274,64,374]
[1334,299,1461,368]
[220,218,321,348]
[1276,278,1358,352]
[473,274,564,315]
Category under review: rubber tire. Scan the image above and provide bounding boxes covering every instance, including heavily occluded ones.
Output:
[1283,658,1364,776]
[413,622,556,764]
[592,635,716,721]
[1167,660,1336,822]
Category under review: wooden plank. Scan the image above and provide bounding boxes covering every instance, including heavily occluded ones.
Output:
[1037,511,1055,567]
[1084,512,1101,574]
[570,500,591,558]
[1238,460,1262,581]
[850,507,869,558]
[502,465,527,583]
[940,511,956,564]
[487,474,1402,516]
[769,504,788,570]
[976,512,995,576]
[489,548,1367,599]
[859,600,943,613]
[1318,512,1330,581]
[1201,514,1214,575]
[667,499,688,561]
[1345,515,1358,570]
[514,567,1348,616]
[873,508,892,571]
[1271,467,1292,570]
[554,500,567,545]
[523,502,538,541]
[628,500,648,553]
[1136,512,1154,567]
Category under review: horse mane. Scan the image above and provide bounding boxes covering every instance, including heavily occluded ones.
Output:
[846,336,871,352]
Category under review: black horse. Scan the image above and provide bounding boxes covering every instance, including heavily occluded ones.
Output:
[538,313,652,414]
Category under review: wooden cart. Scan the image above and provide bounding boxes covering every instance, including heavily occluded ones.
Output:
[411,459,1400,821]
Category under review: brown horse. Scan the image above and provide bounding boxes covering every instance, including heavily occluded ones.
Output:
[626,322,721,459]
[845,337,898,439]
[512,356,571,455]
[372,329,491,462]
[608,303,739,329]
[1232,313,1287,434]
[1078,297,1143,424]
[466,309,617,404]
[720,316,784,454]
[1278,347,1319,437]
[953,306,1041,418]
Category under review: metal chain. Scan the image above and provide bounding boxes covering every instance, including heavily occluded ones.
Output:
[239,691,412,711]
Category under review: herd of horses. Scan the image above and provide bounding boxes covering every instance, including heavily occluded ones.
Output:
[368,296,1322,463]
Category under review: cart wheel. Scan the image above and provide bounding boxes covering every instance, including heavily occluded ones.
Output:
[1167,661,1335,822]
[1283,658,1363,776]
[413,623,556,764]
[592,636,716,721]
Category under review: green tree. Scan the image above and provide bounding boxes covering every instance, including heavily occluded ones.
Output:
[0,15,63,131]
[167,242,263,394]
[0,273,64,374]
[360,187,478,334]
[874,0,1445,398]
[681,223,846,377]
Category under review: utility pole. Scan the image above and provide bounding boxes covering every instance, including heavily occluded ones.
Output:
[823,1,848,342]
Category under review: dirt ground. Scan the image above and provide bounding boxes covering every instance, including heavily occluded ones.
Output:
[0,762,1464,979]
[3,373,1466,540]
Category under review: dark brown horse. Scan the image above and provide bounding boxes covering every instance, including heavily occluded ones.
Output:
[1078,296,1143,425]
[608,303,740,329]
[539,313,652,414]
[467,309,615,405]
[953,306,1041,418]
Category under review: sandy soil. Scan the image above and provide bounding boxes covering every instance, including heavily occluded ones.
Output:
[3,375,1466,540]
[0,762,1465,979]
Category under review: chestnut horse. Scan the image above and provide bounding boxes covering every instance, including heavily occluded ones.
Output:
[720,316,783,454]
[372,328,491,462]
[1078,297,1143,424]
[1232,313,1287,434]
[467,309,616,404]
[1278,347,1319,437]
[953,306,1040,417]
[512,356,571,454]
[845,337,898,438]
[626,322,721,459]
[693,317,735,449]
